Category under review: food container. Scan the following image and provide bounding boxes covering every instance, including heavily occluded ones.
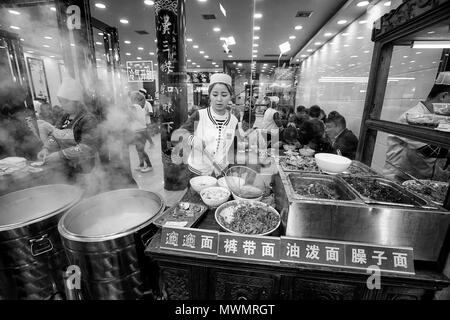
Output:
[341,176,429,208]
[339,161,380,177]
[402,180,448,207]
[0,184,83,299]
[190,176,217,193]
[314,153,352,174]
[278,155,320,172]
[152,202,208,228]
[215,200,281,236]
[58,189,164,300]
[200,186,231,208]
[283,172,364,205]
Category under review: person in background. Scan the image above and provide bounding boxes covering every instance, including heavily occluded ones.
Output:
[279,126,302,149]
[298,116,330,153]
[295,105,309,128]
[319,108,327,122]
[129,91,153,173]
[261,98,283,146]
[287,113,298,128]
[36,77,101,194]
[309,105,322,121]
[138,88,155,147]
[324,111,358,160]
[384,72,450,182]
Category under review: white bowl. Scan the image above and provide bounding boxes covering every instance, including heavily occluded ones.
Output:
[200,186,230,208]
[314,153,351,174]
[218,176,245,190]
[190,176,217,193]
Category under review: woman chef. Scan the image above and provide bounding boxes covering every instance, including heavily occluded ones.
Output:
[172,73,239,177]
[37,77,101,193]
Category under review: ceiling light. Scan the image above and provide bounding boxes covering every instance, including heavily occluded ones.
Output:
[95,3,106,9]
[96,42,102,45]
[228,55,233,58]
[254,13,263,19]
[428,31,435,34]
[253,55,257,58]
[192,62,196,65]
[254,26,261,31]
[8,10,20,15]
[50,56,55,58]
[204,55,209,58]
[199,50,205,54]
[144,0,155,5]
[357,1,369,7]
[43,45,50,48]
[351,55,358,58]
[337,20,347,25]
[343,44,350,47]
[149,52,155,55]
[289,36,296,40]
[279,41,291,54]
[120,19,129,24]
[70,43,75,47]
[197,65,201,68]
[233,62,236,64]
[27,50,34,53]
[154,39,157,43]
[294,25,303,30]
[359,20,367,24]
[324,33,333,37]
[412,41,450,49]
[357,36,364,39]
[253,49,258,53]
[10,26,20,30]
[20,38,24,41]
[126,53,131,56]
[364,50,370,53]
[154,63,158,66]
[342,33,349,36]
[213,27,221,32]
[138,47,144,50]
[307,49,313,52]
[44,36,52,40]
[384,1,391,6]
[187,59,192,62]
[96,58,101,61]
[416,51,422,54]
[137,57,142,60]
[198,0,207,2]
[314,42,321,46]
[410,60,415,63]
[254,36,260,40]
[187,38,193,42]
[124,40,131,44]
[193,45,199,49]
[50,7,56,12]
[238,63,242,66]
[253,43,259,47]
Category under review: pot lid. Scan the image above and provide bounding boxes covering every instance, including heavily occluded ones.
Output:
[0,184,84,231]
[59,188,164,241]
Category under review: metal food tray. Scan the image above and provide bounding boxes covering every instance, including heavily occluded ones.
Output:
[283,172,365,205]
[401,180,447,208]
[339,161,380,177]
[341,176,431,208]
[152,202,208,228]
[278,156,320,173]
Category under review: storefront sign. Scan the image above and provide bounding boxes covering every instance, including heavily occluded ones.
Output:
[218,233,280,263]
[126,60,155,82]
[160,227,218,256]
[280,237,415,275]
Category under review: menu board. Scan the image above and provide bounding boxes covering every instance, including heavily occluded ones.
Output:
[126,60,155,82]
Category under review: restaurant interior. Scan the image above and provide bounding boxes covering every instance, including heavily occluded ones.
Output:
[1,0,450,301]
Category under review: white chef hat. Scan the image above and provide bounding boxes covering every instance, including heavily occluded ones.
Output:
[57,77,84,102]
[209,73,232,88]
[435,71,450,85]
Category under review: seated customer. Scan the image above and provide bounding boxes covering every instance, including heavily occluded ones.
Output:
[324,111,358,160]
[298,118,330,153]
[295,105,308,128]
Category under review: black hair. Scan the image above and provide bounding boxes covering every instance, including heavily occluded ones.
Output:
[282,126,299,142]
[325,111,346,128]
[296,105,306,113]
[208,82,233,96]
[427,84,450,100]
[309,105,321,118]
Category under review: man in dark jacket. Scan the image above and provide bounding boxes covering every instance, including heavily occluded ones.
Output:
[324,111,358,160]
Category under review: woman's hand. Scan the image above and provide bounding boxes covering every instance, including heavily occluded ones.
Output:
[37,148,49,161]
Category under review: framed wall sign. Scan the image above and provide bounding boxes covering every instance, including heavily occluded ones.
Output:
[126,60,155,82]
[26,57,51,104]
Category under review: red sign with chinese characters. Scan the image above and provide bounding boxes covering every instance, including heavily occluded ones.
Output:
[160,227,218,256]
[280,237,415,275]
[217,233,280,263]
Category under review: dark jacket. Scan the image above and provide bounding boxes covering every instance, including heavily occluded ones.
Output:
[329,128,359,160]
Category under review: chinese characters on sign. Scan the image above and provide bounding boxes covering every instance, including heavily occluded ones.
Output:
[218,233,281,263]
[160,227,218,256]
[280,237,414,275]
[159,228,414,274]
[126,61,155,82]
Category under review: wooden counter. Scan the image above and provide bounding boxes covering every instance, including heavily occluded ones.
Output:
[145,187,450,300]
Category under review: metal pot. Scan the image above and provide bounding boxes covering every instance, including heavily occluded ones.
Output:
[0,184,84,300]
[58,188,164,300]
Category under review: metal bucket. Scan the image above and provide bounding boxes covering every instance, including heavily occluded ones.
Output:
[58,188,164,300]
[0,184,84,300]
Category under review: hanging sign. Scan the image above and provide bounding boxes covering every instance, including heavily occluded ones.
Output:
[126,60,155,82]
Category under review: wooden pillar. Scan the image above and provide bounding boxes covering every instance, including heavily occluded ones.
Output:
[155,0,189,191]
[54,0,97,88]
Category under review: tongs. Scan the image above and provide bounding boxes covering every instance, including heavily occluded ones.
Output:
[385,160,439,193]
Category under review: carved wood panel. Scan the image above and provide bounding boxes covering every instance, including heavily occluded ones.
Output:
[160,266,191,300]
[213,271,277,300]
[291,278,363,300]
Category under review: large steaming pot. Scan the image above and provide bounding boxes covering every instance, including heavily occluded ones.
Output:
[0,184,83,299]
[58,188,164,300]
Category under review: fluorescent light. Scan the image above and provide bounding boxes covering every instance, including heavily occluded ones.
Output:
[254,26,261,31]
[359,20,367,24]
[44,36,52,40]
[412,41,450,49]
[279,41,291,54]
[351,55,358,58]
[50,56,55,58]
[96,42,102,45]
[144,0,155,5]
[204,55,209,58]
[253,49,258,53]
[253,44,259,47]
[253,55,257,58]
[199,51,205,54]
[228,55,233,58]
[193,45,199,48]
[43,45,50,48]
[138,47,144,50]
[357,36,364,39]
[307,49,313,52]
[220,3,226,17]
[295,25,303,30]
[324,33,333,37]
[187,38,193,42]
[318,76,415,83]
[10,26,20,30]
[254,13,263,19]
[254,36,260,40]
[428,31,435,34]
[337,20,347,25]
[364,50,370,53]
[226,36,236,45]
[95,3,106,9]
[187,59,192,62]
[314,42,321,46]
[213,27,221,32]
[20,38,24,41]
[50,7,56,12]
[289,36,296,40]
[124,40,131,44]
[357,1,369,7]
[120,19,129,24]
[342,32,349,36]
[137,57,142,60]
[300,55,307,58]
[149,52,155,55]
[9,10,20,15]
[126,53,131,56]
